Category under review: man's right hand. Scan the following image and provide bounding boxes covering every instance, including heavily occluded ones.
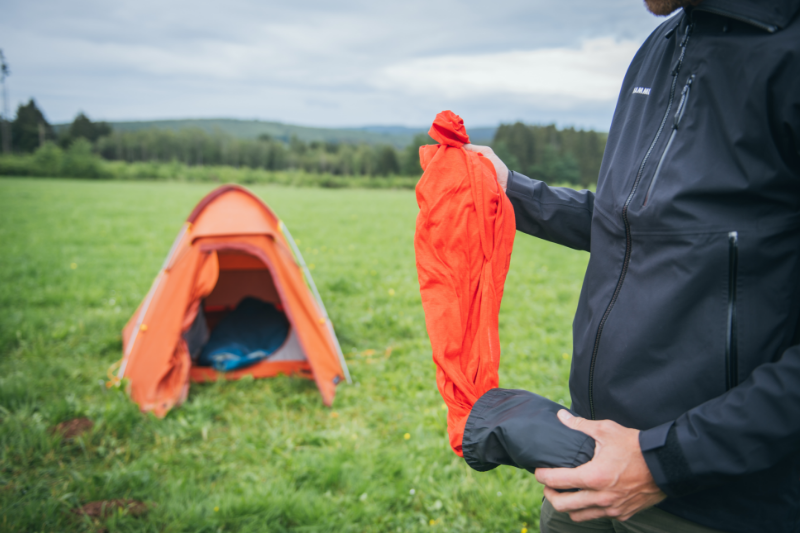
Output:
[464,144,509,192]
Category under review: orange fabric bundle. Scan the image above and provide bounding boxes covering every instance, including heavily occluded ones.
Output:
[414,111,516,456]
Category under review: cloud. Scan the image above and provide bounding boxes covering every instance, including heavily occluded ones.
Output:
[0,0,666,128]
[376,38,639,105]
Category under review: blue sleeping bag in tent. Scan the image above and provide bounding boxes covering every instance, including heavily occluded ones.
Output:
[197,297,291,372]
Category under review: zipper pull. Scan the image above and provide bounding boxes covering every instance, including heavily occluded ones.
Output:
[672,24,695,74]
[673,75,695,129]
[680,23,694,46]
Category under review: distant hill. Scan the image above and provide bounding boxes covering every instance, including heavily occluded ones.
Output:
[52,118,498,148]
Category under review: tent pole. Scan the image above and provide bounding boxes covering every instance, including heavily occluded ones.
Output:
[117,222,190,382]
[279,220,353,385]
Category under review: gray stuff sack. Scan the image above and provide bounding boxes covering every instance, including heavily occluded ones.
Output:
[462,388,595,474]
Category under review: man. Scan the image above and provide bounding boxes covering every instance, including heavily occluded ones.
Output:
[466,0,800,531]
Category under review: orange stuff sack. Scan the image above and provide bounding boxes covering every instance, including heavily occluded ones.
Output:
[414,111,516,456]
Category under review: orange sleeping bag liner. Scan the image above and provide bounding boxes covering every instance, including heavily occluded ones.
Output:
[415,111,516,456]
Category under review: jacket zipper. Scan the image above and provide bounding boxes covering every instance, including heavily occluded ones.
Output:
[726,231,739,389]
[587,22,694,420]
[643,75,694,206]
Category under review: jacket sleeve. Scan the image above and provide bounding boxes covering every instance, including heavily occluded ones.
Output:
[462,388,595,474]
[505,171,595,252]
[640,339,800,497]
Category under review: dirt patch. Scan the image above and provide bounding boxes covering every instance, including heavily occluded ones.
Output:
[52,417,93,439]
[72,499,150,519]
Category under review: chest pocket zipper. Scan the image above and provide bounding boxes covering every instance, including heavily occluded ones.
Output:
[643,75,695,206]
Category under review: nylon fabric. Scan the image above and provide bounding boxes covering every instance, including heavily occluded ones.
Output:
[414,111,516,456]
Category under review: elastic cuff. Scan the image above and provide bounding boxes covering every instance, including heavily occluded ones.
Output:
[462,388,506,472]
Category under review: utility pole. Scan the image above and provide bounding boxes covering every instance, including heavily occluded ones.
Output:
[0,50,10,154]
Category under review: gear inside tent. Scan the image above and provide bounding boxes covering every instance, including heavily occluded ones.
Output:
[113,185,351,416]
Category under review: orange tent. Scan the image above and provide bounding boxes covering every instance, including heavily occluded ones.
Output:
[114,185,351,416]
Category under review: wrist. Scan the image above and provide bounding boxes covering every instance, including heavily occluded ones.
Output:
[632,429,661,491]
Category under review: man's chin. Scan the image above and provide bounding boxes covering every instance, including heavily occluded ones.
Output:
[644,0,703,16]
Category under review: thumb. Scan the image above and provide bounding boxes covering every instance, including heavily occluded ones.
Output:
[557,409,604,441]
[463,143,489,154]
[557,409,586,430]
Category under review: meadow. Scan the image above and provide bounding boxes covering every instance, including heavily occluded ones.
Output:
[0,177,588,532]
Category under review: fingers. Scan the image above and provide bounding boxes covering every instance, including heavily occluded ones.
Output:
[544,488,611,523]
[463,143,508,192]
[543,486,613,513]
[544,487,633,523]
[556,410,608,441]
[463,143,493,155]
[546,488,656,523]
[567,506,621,523]
[535,464,593,490]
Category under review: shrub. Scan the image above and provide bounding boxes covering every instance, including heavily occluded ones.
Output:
[62,138,106,178]
[33,142,64,176]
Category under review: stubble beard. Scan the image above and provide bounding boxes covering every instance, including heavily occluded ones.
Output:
[644,0,704,16]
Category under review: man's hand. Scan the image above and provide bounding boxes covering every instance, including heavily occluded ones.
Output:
[535,410,666,522]
[463,144,509,192]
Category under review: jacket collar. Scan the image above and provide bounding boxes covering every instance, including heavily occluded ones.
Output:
[692,0,800,32]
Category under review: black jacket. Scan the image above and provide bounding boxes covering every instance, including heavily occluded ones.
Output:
[470,2,800,532]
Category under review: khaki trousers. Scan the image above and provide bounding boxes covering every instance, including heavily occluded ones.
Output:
[540,499,726,533]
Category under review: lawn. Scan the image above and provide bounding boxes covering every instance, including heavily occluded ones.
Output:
[0,177,589,532]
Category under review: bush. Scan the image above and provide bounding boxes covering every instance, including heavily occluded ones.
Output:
[0,151,420,190]
[33,142,63,176]
[62,138,106,178]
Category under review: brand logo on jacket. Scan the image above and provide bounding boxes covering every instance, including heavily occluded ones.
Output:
[633,87,652,95]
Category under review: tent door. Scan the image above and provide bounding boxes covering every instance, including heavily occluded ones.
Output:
[204,250,283,328]
[188,247,308,370]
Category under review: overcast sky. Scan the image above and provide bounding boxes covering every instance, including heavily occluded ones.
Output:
[1,1,671,130]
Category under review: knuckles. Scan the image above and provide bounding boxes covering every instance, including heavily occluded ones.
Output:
[593,493,616,509]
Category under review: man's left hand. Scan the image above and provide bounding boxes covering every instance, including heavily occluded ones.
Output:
[535,410,666,522]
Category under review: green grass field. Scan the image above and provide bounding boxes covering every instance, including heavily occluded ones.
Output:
[0,178,588,532]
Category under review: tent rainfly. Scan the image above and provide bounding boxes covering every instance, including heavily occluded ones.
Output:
[112,185,351,416]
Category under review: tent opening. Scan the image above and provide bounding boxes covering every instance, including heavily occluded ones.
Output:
[206,250,281,328]
[185,250,307,372]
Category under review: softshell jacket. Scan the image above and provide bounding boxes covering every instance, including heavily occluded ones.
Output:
[415,111,595,472]
[505,2,800,532]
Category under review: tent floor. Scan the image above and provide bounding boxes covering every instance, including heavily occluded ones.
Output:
[189,360,313,382]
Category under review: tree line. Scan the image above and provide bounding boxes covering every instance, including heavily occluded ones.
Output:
[492,122,607,188]
[3,99,607,185]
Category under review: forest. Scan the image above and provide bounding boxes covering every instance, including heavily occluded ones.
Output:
[1,99,607,186]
